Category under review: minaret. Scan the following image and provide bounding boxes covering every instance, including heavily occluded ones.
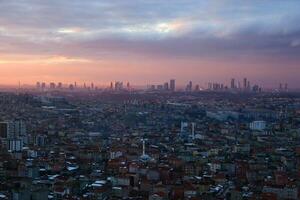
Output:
[142,139,145,156]
[140,138,152,162]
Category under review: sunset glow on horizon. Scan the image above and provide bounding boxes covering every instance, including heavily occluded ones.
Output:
[0,1,300,88]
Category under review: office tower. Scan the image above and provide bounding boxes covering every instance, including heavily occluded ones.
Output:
[74,82,77,88]
[279,83,282,91]
[91,82,94,89]
[157,85,163,90]
[243,78,247,90]
[147,85,155,90]
[230,78,235,89]
[170,79,175,92]
[212,83,216,90]
[163,82,169,91]
[150,85,156,90]
[69,84,74,90]
[195,84,200,91]
[50,82,56,89]
[247,81,250,90]
[252,85,259,92]
[208,83,212,90]
[127,82,130,90]
[57,82,62,89]
[41,82,46,89]
[284,83,288,91]
[36,82,41,89]
[186,81,192,92]
[114,81,123,91]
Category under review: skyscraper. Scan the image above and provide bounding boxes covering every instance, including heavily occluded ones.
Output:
[186,81,192,92]
[163,82,169,91]
[41,82,46,90]
[170,79,176,92]
[208,83,212,90]
[243,78,247,90]
[36,82,41,89]
[127,82,130,90]
[230,78,235,89]
[69,84,74,90]
[114,81,123,91]
[189,81,192,91]
[50,82,56,89]
[57,82,63,89]
[284,83,288,91]
[279,83,283,91]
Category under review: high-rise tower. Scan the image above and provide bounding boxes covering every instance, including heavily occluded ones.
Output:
[170,79,176,92]
[230,78,235,89]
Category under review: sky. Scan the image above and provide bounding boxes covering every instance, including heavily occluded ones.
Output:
[0,0,300,88]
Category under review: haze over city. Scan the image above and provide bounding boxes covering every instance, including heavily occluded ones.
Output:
[0,0,300,88]
[2,1,300,200]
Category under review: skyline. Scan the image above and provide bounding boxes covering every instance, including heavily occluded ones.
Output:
[7,77,280,92]
[0,1,300,88]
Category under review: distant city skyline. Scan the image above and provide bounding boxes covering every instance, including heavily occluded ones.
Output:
[0,77,291,90]
[0,1,300,88]
[13,77,288,93]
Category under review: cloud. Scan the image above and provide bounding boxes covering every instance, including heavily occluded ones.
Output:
[0,0,300,86]
[291,39,300,47]
[0,55,91,65]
